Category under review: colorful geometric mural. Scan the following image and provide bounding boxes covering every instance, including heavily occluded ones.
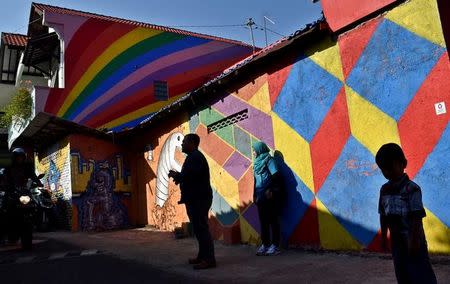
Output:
[187,0,450,253]
[33,3,254,132]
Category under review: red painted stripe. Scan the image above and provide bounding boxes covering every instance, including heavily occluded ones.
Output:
[399,52,450,178]
[197,124,234,166]
[311,87,351,193]
[366,229,386,252]
[288,199,320,247]
[322,0,395,31]
[46,19,112,113]
[338,17,381,80]
[84,57,239,127]
[268,63,293,107]
[46,20,134,113]
[86,75,207,128]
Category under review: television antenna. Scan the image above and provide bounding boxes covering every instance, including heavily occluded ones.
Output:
[263,16,275,47]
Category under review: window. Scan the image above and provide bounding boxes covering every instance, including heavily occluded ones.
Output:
[0,46,21,83]
[154,80,169,101]
[207,109,249,133]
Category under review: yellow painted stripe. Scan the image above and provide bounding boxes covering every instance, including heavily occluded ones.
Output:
[386,0,446,47]
[345,85,401,156]
[57,28,163,116]
[305,36,344,82]
[271,112,315,192]
[99,94,185,130]
[317,198,362,250]
[247,82,272,114]
[423,208,450,254]
[204,152,240,210]
[240,215,261,245]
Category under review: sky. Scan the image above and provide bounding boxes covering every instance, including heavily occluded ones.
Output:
[0,0,323,47]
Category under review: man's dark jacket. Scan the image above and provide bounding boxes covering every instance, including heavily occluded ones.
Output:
[177,149,212,204]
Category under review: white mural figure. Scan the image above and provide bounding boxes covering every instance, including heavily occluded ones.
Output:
[155,132,184,207]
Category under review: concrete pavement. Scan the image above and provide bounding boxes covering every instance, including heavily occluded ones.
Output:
[1,228,449,283]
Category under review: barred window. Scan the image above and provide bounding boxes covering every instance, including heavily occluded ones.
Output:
[207,109,248,133]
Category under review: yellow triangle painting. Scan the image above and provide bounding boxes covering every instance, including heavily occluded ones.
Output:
[204,153,240,210]
[271,112,315,193]
[423,208,450,254]
[345,85,401,156]
[305,36,345,82]
[316,198,362,250]
[386,0,446,47]
[248,82,272,114]
[239,215,261,245]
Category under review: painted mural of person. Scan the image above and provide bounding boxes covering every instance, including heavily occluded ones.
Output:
[376,143,436,284]
[169,134,216,270]
[252,142,285,256]
[80,166,128,231]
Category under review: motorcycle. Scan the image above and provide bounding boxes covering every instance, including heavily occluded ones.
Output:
[8,174,48,249]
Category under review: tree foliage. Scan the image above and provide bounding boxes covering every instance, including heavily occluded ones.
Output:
[0,88,33,128]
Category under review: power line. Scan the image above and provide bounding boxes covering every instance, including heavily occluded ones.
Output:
[255,24,286,37]
[11,16,43,34]
[167,24,245,28]
[263,26,286,37]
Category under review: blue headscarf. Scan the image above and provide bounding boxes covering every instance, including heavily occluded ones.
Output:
[253,142,271,175]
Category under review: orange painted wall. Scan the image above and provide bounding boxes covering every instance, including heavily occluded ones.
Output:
[127,114,190,231]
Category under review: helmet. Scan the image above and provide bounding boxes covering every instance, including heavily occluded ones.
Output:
[12,148,26,156]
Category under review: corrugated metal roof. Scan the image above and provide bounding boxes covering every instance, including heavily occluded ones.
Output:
[1,33,29,47]
[32,2,253,48]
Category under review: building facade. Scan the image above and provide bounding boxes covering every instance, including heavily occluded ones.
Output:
[4,0,450,254]
[125,0,450,253]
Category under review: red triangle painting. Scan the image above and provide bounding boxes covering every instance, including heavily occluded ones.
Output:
[338,17,382,79]
[268,63,293,107]
[288,199,320,247]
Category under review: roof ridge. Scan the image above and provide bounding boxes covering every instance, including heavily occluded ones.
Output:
[1,32,28,37]
[31,2,254,48]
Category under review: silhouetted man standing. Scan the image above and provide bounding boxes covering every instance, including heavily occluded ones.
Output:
[169,134,216,269]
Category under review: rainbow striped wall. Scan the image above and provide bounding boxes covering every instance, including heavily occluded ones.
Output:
[40,9,253,131]
[182,0,450,253]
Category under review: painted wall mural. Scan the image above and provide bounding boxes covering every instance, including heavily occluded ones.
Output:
[70,135,132,231]
[71,152,131,194]
[185,0,450,253]
[35,138,73,229]
[155,132,184,207]
[139,121,190,232]
[33,3,254,132]
[78,166,129,231]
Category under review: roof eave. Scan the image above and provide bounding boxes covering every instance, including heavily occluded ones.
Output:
[12,112,112,151]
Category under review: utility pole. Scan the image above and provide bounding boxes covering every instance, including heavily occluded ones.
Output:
[246,18,256,53]
[263,16,275,47]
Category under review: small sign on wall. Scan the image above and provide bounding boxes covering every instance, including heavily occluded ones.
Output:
[434,102,446,115]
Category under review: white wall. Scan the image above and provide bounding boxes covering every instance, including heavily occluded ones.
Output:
[0,83,15,108]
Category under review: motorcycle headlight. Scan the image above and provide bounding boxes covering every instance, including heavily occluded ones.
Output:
[19,196,31,205]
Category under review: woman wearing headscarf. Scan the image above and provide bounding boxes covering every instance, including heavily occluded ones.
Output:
[252,142,283,256]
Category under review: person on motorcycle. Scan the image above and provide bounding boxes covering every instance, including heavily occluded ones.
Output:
[0,168,7,245]
[4,148,43,250]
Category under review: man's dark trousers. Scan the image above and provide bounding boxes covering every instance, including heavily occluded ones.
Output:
[186,199,215,263]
